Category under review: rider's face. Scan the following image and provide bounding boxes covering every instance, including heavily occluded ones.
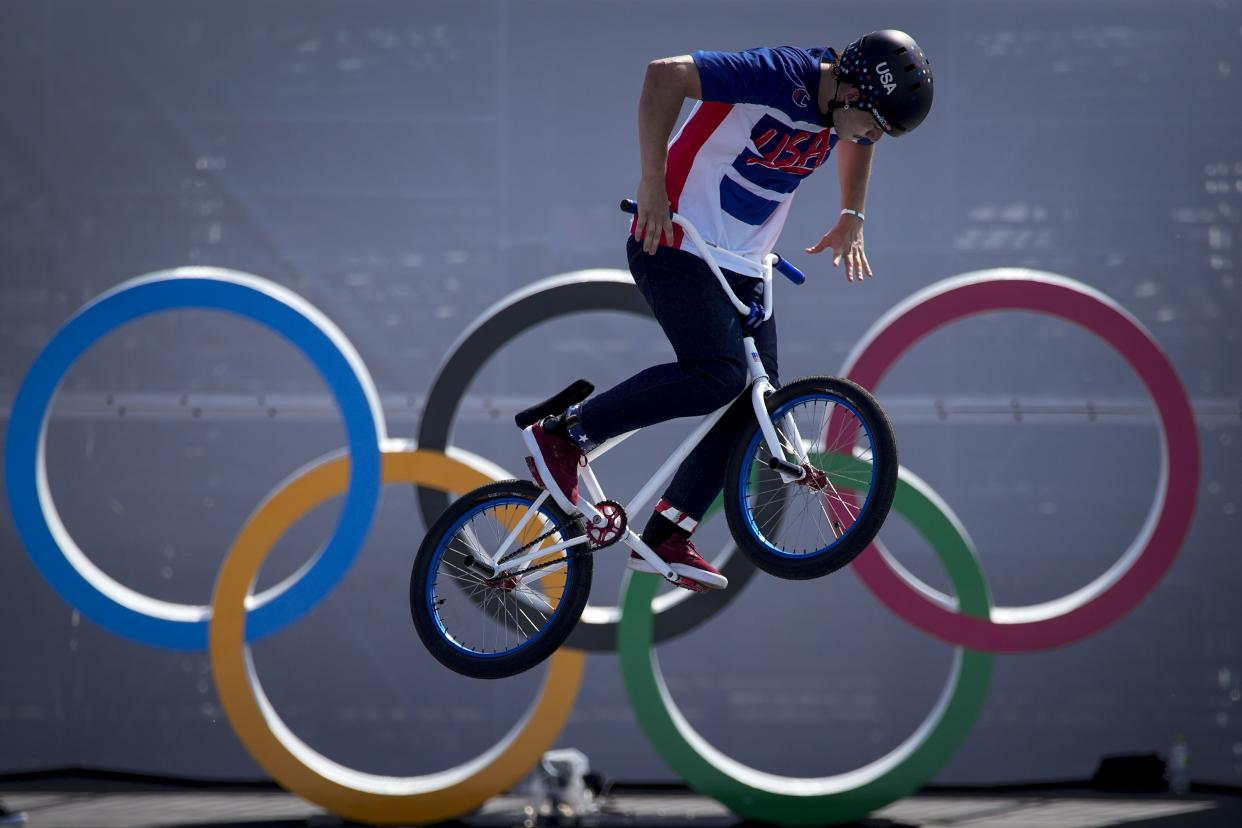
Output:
[839,108,884,144]
[834,91,885,144]
[825,83,883,144]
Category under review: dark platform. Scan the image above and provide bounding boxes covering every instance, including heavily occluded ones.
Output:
[2,775,1241,828]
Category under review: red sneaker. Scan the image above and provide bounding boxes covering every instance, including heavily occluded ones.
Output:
[627,536,728,591]
[522,423,585,511]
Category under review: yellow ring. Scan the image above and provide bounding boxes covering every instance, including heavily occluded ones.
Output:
[209,443,586,825]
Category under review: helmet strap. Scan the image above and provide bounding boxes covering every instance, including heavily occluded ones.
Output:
[821,67,851,128]
[823,74,860,130]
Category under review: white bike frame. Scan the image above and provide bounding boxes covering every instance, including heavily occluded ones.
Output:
[484,212,817,587]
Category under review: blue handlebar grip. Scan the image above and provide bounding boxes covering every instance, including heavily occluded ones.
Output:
[620,199,638,214]
[773,254,806,285]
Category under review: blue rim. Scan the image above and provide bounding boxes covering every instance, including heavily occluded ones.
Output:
[738,392,877,559]
[428,496,572,659]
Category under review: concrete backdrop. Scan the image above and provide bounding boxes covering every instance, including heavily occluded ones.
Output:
[1,0,1240,786]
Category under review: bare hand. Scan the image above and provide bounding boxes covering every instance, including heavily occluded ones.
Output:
[805,216,873,282]
[634,178,674,255]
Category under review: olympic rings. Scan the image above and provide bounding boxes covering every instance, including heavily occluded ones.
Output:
[415,270,761,651]
[3,269,385,650]
[209,442,585,825]
[5,266,1198,827]
[617,465,994,827]
[834,270,1199,652]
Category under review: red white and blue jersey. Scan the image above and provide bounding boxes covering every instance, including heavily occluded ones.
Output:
[639,46,839,276]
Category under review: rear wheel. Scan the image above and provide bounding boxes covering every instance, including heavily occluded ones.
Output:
[410,480,592,679]
[723,376,898,579]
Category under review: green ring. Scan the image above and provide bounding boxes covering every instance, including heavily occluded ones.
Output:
[618,461,994,826]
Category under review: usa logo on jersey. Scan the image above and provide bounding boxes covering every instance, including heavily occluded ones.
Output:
[740,115,835,180]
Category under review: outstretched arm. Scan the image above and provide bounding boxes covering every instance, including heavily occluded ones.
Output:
[635,56,702,255]
[805,138,874,282]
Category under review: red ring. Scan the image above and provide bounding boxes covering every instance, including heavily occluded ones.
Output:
[833,271,1198,652]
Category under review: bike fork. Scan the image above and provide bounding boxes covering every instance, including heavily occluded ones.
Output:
[743,336,808,484]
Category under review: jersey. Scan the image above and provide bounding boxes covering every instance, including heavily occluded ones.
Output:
[637,46,840,277]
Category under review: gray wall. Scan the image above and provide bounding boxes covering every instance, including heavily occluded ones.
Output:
[2,0,1240,786]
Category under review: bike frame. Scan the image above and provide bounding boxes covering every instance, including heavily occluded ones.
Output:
[483,212,819,586]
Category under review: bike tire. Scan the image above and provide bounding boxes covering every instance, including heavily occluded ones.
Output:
[723,376,898,580]
[410,480,592,679]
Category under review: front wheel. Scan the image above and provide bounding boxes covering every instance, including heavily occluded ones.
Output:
[410,480,592,679]
[723,376,898,580]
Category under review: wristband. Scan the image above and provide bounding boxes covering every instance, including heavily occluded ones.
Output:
[840,208,865,222]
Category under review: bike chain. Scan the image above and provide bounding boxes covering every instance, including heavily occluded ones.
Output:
[483,513,606,586]
[495,526,562,567]
[483,546,596,586]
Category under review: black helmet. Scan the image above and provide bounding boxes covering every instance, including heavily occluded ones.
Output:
[835,29,933,136]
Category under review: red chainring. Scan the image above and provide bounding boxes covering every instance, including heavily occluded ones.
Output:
[586,499,627,548]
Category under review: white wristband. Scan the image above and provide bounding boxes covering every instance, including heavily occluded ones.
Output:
[840,208,865,222]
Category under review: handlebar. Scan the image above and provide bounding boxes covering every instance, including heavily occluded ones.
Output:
[771,254,806,285]
[620,199,806,285]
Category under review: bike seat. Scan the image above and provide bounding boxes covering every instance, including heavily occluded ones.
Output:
[514,379,595,429]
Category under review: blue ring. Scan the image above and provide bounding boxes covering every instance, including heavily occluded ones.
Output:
[3,271,384,650]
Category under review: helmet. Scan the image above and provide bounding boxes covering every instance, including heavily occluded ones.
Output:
[835,29,933,136]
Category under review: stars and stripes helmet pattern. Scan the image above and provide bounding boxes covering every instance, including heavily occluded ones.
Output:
[836,29,934,136]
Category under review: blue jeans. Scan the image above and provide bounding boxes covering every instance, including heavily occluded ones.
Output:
[577,238,780,522]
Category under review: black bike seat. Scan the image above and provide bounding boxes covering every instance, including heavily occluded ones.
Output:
[514,379,595,429]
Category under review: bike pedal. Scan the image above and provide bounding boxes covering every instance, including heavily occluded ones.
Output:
[669,574,708,593]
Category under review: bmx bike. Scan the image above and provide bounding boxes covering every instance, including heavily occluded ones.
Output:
[410,200,898,679]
